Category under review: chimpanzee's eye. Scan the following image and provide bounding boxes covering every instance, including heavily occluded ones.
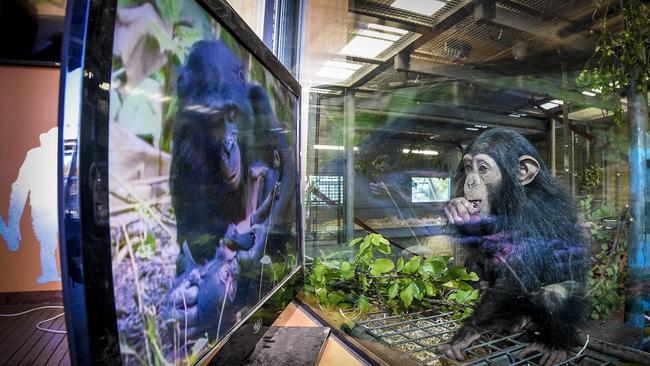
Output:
[478,164,488,174]
[464,162,472,173]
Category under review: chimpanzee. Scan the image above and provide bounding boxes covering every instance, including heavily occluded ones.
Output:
[168,39,295,343]
[171,40,255,270]
[438,128,587,366]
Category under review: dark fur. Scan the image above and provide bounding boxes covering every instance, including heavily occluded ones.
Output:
[171,40,254,266]
[452,128,587,350]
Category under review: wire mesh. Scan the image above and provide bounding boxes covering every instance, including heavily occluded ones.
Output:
[356,309,619,365]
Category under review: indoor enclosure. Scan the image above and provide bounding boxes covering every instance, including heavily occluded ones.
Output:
[38,0,650,365]
[299,0,650,365]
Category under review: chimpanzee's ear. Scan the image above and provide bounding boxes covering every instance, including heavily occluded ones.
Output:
[518,155,540,185]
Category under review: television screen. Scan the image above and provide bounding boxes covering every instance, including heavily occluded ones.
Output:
[106,0,299,363]
[411,177,450,203]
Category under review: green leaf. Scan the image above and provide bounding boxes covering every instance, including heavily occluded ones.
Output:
[443,281,458,289]
[396,257,405,272]
[402,256,422,274]
[350,237,363,246]
[400,283,415,307]
[424,283,434,297]
[377,242,391,254]
[371,234,381,246]
[327,291,347,306]
[467,272,480,281]
[370,258,395,274]
[388,282,399,299]
[340,261,352,272]
[359,239,371,254]
[357,295,370,315]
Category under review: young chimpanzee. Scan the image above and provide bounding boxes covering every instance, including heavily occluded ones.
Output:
[438,128,587,366]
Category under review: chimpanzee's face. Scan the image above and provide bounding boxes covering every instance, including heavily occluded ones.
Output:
[462,153,502,216]
[213,106,243,188]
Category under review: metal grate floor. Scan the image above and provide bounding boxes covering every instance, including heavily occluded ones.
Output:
[356,309,619,366]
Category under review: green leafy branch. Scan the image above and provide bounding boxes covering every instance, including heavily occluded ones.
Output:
[305,233,479,329]
[577,0,650,125]
[579,196,631,319]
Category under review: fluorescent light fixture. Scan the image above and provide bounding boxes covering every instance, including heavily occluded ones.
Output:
[391,0,445,15]
[508,113,521,118]
[582,90,597,97]
[403,149,439,155]
[367,23,408,35]
[550,99,564,105]
[474,124,488,128]
[314,144,358,151]
[314,145,343,151]
[465,127,480,131]
[341,36,393,58]
[357,29,401,42]
[315,61,363,81]
[540,102,559,110]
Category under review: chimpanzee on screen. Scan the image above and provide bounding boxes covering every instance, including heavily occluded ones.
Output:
[167,39,295,342]
[171,40,255,269]
[438,128,587,366]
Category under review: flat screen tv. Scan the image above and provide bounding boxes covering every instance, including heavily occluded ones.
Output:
[58,0,303,364]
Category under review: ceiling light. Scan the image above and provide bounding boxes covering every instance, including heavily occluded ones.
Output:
[465,127,479,131]
[314,144,344,151]
[341,36,393,58]
[582,90,597,97]
[540,102,559,110]
[367,23,408,35]
[315,61,363,81]
[403,149,439,155]
[474,124,488,128]
[314,144,359,151]
[391,0,445,16]
[356,29,401,42]
[508,113,521,118]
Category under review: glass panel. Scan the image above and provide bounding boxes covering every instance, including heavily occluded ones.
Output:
[226,0,303,75]
[300,0,650,363]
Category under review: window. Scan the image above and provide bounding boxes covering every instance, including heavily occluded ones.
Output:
[411,177,450,203]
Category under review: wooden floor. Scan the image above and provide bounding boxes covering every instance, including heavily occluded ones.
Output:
[0,304,69,365]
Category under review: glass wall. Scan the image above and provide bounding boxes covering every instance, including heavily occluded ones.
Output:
[300,0,649,362]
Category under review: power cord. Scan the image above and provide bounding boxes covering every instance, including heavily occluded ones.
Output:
[0,305,67,334]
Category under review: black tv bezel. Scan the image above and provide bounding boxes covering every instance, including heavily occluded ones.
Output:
[57,0,304,364]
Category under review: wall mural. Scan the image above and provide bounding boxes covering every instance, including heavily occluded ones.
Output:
[0,127,60,284]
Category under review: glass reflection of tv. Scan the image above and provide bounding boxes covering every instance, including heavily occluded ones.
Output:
[57,0,303,364]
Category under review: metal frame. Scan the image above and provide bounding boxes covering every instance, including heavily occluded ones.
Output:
[58,0,304,364]
[356,309,619,366]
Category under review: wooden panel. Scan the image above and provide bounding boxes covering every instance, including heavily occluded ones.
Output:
[0,304,69,365]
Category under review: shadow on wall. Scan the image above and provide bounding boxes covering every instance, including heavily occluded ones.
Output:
[1,127,60,284]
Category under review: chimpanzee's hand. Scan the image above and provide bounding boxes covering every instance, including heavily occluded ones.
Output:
[520,343,567,366]
[444,197,480,224]
[437,326,481,361]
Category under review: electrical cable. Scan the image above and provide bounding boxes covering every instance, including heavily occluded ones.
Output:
[0,305,67,334]
[575,334,590,358]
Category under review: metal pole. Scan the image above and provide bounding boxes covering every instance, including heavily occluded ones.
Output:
[344,88,355,245]
[550,117,556,176]
[625,68,649,328]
